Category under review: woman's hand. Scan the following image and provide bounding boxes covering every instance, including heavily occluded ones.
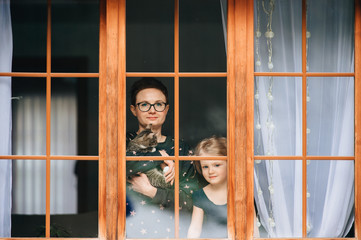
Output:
[127,173,157,198]
[159,150,175,185]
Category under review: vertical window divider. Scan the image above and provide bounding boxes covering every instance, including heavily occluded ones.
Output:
[246,0,255,239]
[118,0,127,238]
[355,0,361,238]
[46,0,52,237]
[234,0,248,239]
[104,0,121,239]
[98,0,106,238]
[174,0,180,238]
[302,0,308,237]
[227,1,236,240]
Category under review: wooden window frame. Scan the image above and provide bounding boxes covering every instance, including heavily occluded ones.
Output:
[0,0,360,239]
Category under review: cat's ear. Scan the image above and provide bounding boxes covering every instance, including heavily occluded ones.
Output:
[130,105,137,117]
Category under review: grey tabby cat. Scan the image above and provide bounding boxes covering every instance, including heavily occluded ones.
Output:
[127,125,172,189]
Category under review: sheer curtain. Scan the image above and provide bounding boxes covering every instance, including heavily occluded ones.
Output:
[253,0,354,238]
[12,95,78,215]
[0,0,12,237]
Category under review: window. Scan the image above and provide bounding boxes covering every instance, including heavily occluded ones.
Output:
[0,0,360,239]
[0,0,99,237]
[252,0,359,238]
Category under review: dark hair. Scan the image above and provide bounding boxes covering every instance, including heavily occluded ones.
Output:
[193,136,227,174]
[130,77,169,106]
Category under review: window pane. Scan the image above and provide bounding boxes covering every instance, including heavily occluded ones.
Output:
[52,0,99,73]
[184,160,228,238]
[307,77,354,156]
[126,77,175,155]
[51,160,98,237]
[126,0,174,72]
[11,160,46,237]
[307,0,354,73]
[254,160,302,238]
[126,161,175,238]
[12,77,47,155]
[180,77,227,152]
[10,0,47,72]
[179,0,227,72]
[254,0,302,73]
[254,77,302,156]
[51,78,99,156]
[306,160,354,237]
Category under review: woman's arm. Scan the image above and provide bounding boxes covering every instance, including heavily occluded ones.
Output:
[127,173,157,198]
[151,161,201,211]
[187,206,204,238]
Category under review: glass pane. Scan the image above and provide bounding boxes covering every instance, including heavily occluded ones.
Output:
[180,77,227,152]
[52,0,99,73]
[307,77,354,156]
[254,0,302,72]
[10,0,47,72]
[126,0,174,72]
[11,160,46,237]
[126,160,175,238]
[12,77,47,155]
[179,0,227,72]
[126,77,175,156]
[254,160,302,238]
[307,0,354,73]
[307,160,354,237]
[51,160,98,237]
[184,158,228,238]
[254,77,302,156]
[51,78,99,155]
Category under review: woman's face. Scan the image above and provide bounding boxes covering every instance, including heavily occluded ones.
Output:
[130,88,169,130]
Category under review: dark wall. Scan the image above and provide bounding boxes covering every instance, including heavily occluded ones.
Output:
[126,0,227,149]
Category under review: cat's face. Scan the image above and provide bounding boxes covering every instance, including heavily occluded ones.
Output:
[138,128,158,147]
[130,88,169,130]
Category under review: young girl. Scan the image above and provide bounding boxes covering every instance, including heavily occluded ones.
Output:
[187,137,260,238]
[187,136,228,238]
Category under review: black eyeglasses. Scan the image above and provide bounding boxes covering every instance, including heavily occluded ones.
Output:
[136,102,168,112]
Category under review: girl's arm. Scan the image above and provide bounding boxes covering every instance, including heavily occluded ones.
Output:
[187,206,204,238]
[254,209,260,238]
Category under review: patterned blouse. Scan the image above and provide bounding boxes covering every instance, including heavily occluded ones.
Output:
[126,132,204,238]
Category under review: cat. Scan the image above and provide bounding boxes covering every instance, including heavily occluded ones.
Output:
[126,125,158,153]
[127,125,172,189]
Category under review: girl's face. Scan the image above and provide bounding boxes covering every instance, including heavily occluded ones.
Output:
[200,158,227,186]
[130,88,169,130]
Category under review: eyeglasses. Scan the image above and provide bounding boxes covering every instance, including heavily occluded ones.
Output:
[136,102,168,112]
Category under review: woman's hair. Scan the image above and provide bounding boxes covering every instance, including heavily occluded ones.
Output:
[130,77,169,106]
[193,136,227,173]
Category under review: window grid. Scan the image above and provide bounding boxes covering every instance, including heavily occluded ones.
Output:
[121,0,231,239]
[250,0,360,239]
[0,0,100,238]
[1,0,360,239]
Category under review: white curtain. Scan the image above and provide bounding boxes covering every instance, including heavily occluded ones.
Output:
[12,95,78,215]
[0,0,12,237]
[253,0,354,237]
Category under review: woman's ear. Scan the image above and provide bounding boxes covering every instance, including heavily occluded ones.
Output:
[164,104,170,115]
[130,105,137,117]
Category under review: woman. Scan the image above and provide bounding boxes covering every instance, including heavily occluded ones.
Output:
[126,77,202,238]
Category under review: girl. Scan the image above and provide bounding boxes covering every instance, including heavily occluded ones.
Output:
[187,136,260,238]
[187,136,228,238]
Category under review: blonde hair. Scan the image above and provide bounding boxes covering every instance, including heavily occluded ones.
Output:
[193,136,227,173]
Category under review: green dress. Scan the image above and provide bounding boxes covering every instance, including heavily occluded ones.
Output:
[126,132,203,238]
